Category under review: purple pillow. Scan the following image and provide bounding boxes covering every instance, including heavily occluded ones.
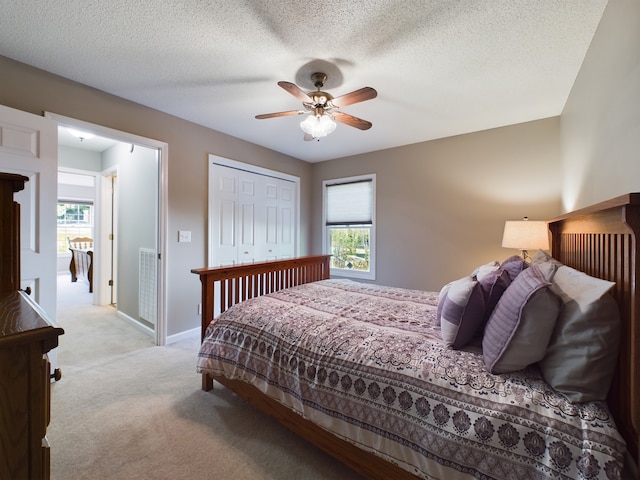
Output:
[500,255,527,281]
[482,265,561,373]
[439,276,486,349]
[478,268,511,321]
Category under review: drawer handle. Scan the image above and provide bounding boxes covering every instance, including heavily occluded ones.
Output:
[50,368,62,382]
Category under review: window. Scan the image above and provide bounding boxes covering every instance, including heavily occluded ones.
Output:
[323,175,375,280]
[57,201,94,254]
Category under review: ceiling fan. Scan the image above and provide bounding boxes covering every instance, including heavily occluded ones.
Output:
[255,72,377,140]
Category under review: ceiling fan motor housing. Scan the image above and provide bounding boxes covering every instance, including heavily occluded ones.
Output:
[306,73,334,108]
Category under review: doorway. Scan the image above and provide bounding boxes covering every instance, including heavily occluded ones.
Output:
[47,113,168,346]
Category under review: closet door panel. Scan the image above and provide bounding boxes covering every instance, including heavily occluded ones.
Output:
[278,179,295,259]
[238,174,257,264]
[209,164,238,267]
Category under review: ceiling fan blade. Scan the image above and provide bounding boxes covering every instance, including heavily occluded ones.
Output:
[278,81,312,103]
[332,111,372,130]
[255,110,305,119]
[331,87,377,108]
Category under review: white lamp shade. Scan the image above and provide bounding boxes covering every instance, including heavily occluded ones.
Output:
[300,114,336,138]
[502,220,549,251]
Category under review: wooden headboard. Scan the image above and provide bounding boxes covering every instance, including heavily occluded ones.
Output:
[548,193,640,470]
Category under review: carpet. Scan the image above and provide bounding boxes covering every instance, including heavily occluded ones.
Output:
[48,275,363,479]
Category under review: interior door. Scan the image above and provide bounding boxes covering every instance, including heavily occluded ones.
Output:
[0,104,58,364]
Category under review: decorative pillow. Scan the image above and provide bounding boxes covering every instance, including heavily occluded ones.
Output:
[470,260,500,281]
[530,249,563,281]
[539,266,619,402]
[531,249,562,267]
[478,268,511,321]
[436,281,453,326]
[438,276,485,349]
[482,265,561,374]
[500,255,527,281]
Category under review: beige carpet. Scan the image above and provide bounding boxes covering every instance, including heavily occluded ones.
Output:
[49,275,364,479]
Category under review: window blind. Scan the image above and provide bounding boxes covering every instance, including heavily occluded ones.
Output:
[326,180,372,225]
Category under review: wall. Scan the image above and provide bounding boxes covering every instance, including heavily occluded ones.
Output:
[59,145,102,172]
[0,55,312,337]
[560,0,640,211]
[102,142,158,327]
[312,118,563,291]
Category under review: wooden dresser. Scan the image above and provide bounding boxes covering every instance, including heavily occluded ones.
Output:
[0,173,64,480]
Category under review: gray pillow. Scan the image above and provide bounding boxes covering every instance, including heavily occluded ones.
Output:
[438,276,485,349]
[531,249,562,268]
[539,266,619,402]
[482,265,561,374]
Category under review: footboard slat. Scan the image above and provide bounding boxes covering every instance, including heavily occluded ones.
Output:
[192,255,332,345]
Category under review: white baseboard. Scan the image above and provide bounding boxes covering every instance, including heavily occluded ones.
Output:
[116,311,154,336]
[116,310,198,345]
[166,327,199,344]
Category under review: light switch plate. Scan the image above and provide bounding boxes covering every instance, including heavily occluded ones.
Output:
[178,230,191,243]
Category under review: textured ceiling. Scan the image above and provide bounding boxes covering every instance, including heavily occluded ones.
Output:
[1,1,607,162]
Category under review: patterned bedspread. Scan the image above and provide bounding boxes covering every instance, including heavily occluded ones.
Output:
[197,279,626,480]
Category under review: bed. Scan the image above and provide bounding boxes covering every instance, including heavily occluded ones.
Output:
[192,193,639,480]
[68,236,93,293]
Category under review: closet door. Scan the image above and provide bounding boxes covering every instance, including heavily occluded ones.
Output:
[259,175,279,261]
[209,160,298,267]
[209,164,238,267]
[278,179,295,259]
[237,171,257,264]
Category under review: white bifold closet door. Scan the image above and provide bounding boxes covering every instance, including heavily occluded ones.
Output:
[209,162,296,267]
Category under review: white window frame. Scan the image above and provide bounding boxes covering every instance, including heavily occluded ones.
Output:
[322,174,376,280]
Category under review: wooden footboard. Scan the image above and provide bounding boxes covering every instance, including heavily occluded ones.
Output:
[69,247,93,293]
[191,255,331,390]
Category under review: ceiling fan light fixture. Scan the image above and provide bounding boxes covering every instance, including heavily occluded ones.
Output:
[300,114,336,138]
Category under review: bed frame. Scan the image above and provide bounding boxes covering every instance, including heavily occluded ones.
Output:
[192,193,640,479]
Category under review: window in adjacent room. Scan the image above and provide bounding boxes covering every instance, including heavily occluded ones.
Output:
[323,174,376,280]
[57,201,94,254]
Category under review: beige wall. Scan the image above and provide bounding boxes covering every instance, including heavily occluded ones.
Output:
[560,0,640,211]
[0,56,312,337]
[312,118,563,291]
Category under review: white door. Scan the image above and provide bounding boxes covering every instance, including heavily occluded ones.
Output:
[260,175,279,261]
[278,179,295,259]
[237,171,257,264]
[0,104,58,364]
[99,171,118,306]
[256,175,296,261]
[209,163,240,267]
[209,161,298,267]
